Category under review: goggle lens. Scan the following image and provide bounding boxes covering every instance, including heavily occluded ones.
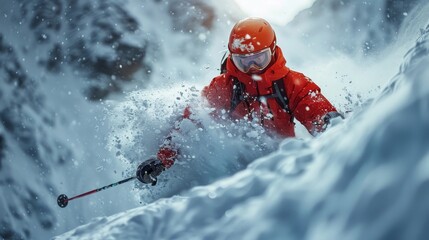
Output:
[232,48,272,73]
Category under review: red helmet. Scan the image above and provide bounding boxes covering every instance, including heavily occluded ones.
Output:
[228,17,277,55]
[228,17,277,73]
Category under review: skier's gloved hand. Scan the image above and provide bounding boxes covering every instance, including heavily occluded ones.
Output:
[157,147,178,169]
[322,111,344,128]
[311,111,344,135]
[136,158,165,186]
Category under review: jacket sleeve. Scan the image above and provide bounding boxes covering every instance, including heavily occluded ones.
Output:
[202,74,232,114]
[287,72,338,135]
[157,104,203,168]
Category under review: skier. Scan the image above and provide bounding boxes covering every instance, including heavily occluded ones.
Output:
[136,17,340,185]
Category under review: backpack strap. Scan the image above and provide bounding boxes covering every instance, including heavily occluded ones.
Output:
[220,52,228,74]
[230,77,246,113]
[263,79,294,123]
[265,79,291,114]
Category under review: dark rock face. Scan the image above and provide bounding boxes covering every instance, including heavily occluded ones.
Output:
[8,0,218,100]
[17,0,152,100]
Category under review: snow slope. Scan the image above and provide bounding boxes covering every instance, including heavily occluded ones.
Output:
[56,2,429,240]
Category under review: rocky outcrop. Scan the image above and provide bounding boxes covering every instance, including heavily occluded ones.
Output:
[17,0,151,100]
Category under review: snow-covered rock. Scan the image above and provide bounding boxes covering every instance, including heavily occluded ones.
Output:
[2,0,153,100]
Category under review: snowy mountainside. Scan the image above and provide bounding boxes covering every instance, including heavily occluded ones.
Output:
[0,0,238,239]
[59,24,429,240]
[56,8,429,240]
[288,0,421,56]
[0,34,72,239]
[3,0,152,100]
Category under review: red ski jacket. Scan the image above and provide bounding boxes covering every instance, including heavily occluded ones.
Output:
[202,47,337,137]
[158,47,338,168]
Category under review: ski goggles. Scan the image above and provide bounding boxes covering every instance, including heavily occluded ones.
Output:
[231,48,272,73]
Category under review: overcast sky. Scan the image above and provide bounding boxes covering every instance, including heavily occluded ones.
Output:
[234,0,315,25]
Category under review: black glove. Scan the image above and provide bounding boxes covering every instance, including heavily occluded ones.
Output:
[136,158,165,186]
[322,111,344,127]
[311,111,344,135]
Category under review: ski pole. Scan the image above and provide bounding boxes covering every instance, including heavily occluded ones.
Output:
[57,176,136,208]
